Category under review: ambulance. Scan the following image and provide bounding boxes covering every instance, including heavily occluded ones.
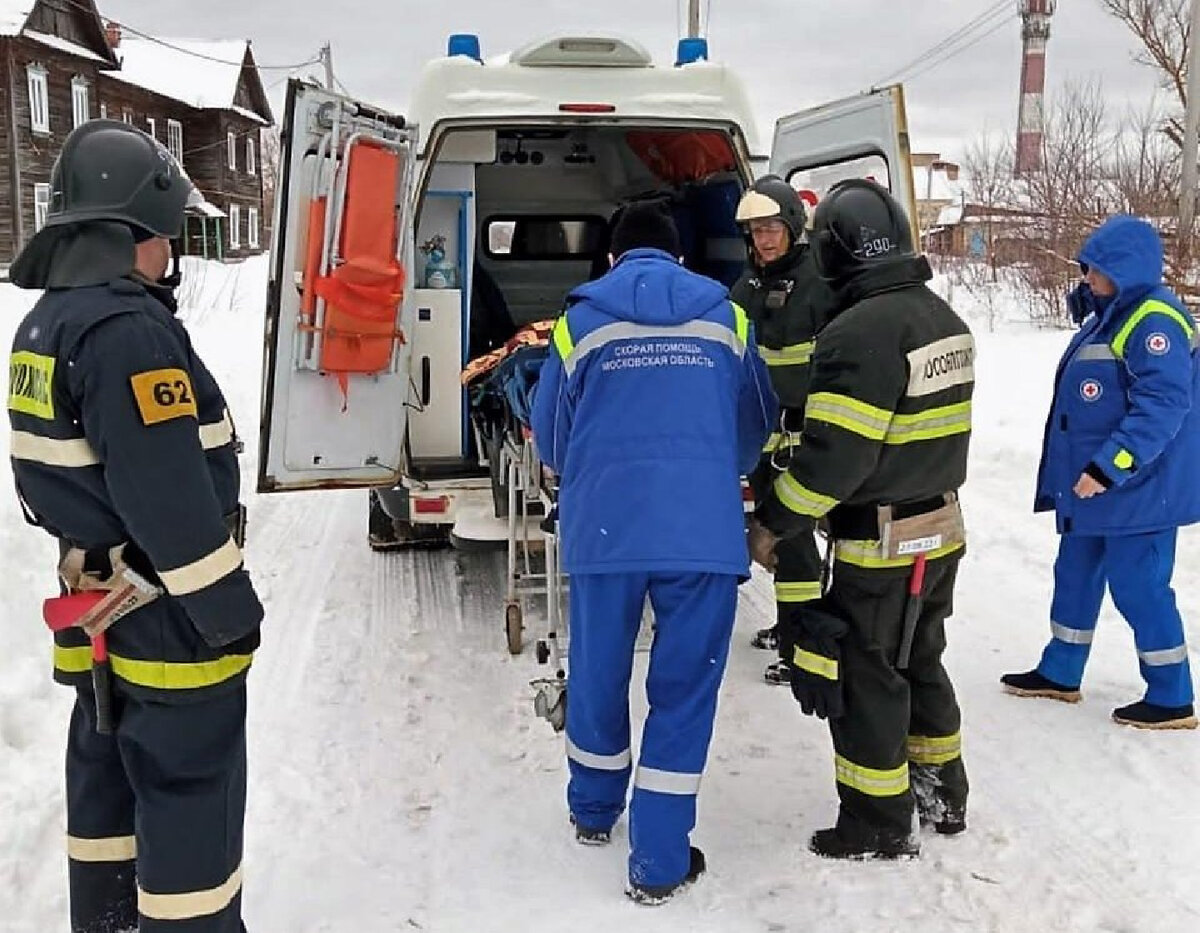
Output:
[257,32,920,546]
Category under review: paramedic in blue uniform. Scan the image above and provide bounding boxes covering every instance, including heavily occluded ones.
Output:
[6,120,262,930]
[531,201,775,905]
[1002,216,1199,730]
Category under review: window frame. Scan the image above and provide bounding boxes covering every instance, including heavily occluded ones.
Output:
[27,64,49,134]
[228,203,241,249]
[33,182,52,232]
[167,119,184,161]
[146,116,157,140]
[481,214,609,262]
[247,206,259,249]
[227,132,236,170]
[71,76,89,128]
[246,136,256,176]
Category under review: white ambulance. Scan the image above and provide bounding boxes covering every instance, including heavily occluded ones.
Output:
[257,32,920,546]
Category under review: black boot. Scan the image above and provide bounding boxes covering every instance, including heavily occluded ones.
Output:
[1000,669,1081,703]
[569,814,612,846]
[1112,701,1198,730]
[626,847,706,905]
[750,625,779,651]
[809,825,919,861]
[911,765,967,836]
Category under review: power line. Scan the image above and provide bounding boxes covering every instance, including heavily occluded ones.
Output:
[873,0,1010,87]
[898,11,1016,86]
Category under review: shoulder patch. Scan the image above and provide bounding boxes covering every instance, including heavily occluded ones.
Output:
[8,351,56,420]
[1145,331,1171,355]
[129,368,198,425]
[905,334,975,398]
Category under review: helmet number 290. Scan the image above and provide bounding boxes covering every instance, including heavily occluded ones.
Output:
[861,237,893,258]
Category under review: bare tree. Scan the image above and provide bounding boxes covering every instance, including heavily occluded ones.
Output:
[260,127,282,239]
[1099,0,1190,145]
[1111,101,1182,217]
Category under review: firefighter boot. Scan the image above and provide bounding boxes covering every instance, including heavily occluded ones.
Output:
[809,825,919,861]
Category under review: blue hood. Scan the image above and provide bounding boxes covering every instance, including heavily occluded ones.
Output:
[567,248,728,326]
[1078,216,1163,313]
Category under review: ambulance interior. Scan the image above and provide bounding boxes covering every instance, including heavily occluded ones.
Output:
[407,122,751,482]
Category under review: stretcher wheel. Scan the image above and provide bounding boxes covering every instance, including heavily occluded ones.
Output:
[535,640,550,665]
[505,602,523,655]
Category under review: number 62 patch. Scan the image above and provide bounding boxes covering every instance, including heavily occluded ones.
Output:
[129,368,198,425]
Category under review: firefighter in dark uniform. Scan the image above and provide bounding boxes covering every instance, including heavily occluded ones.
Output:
[749,179,974,859]
[6,120,262,930]
[732,176,837,685]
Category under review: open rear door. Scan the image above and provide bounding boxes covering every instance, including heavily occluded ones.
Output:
[258,80,418,492]
[769,84,920,247]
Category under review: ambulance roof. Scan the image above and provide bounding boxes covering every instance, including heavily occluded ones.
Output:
[407,34,763,157]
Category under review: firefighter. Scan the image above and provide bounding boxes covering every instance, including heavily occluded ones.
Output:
[732,175,837,685]
[1002,216,1199,729]
[749,179,974,859]
[531,201,775,903]
[6,120,262,931]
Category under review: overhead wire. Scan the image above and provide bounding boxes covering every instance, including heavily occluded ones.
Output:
[872,0,1011,87]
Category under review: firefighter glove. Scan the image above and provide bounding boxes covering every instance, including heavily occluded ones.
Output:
[747,517,780,573]
[789,606,848,720]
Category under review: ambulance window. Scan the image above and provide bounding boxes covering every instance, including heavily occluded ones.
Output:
[786,154,891,206]
[484,216,607,260]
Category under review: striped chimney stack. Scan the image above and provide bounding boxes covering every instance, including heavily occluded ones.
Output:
[1015,0,1056,176]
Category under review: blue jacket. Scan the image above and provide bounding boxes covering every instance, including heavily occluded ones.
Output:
[1035,216,1200,535]
[530,248,777,575]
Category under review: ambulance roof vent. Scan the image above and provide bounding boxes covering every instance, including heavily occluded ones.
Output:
[510,35,653,68]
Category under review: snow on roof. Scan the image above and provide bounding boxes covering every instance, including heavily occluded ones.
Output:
[24,29,108,63]
[108,36,251,111]
[936,202,964,227]
[912,164,963,203]
[0,2,31,36]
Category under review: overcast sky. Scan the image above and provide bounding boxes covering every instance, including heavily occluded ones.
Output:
[102,0,1165,165]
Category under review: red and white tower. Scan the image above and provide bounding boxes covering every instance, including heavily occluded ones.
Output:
[1016,0,1056,176]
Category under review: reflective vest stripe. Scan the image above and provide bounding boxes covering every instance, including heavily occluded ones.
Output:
[793,646,838,681]
[1076,344,1117,362]
[139,862,243,922]
[805,391,892,441]
[634,765,702,795]
[158,538,243,597]
[730,301,750,347]
[884,401,972,444]
[54,645,252,690]
[566,736,632,771]
[833,538,964,569]
[834,754,909,797]
[759,341,814,367]
[552,315,574,360]
[9,431,99,467]
[1112,299,1197,358]
[560,319,747,378]
[773,471,839,518]
[1139,644,1188,666]
[67,834,137,863]
[906,732,962,766]
[775,580,821,603]
[1050,621,1094,645]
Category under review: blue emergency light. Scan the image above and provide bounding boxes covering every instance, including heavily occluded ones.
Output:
[447,34,482,61]
[675,37,708,66]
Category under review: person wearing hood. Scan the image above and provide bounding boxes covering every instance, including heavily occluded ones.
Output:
[6,120,262,930]
[732,175,838,686]
[1002,217,1199,730]
[749,179,975,860]
[530,200,775,904]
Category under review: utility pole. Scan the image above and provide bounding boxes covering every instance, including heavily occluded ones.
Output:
[320,42,334,90]
[1178,0,1200,269]
[687,0,701,38]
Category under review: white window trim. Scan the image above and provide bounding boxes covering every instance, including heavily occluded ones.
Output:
[246,137,256,176]
[27,64,49,134]
[33,183,51,232]
[227,132,236,170]
[121,107,133,124]
[99,101,108,119]
[167,119,183,161]
[247,206,259,249]
[228,203,241,249]
[146,117,157,140]
[71,76,89,128]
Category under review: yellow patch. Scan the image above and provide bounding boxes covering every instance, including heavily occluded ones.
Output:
[8,351,56,420]
[129,369,198,425]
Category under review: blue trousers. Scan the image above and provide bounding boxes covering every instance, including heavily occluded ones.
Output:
[565,571,738,889]
[1039,530,1194,707]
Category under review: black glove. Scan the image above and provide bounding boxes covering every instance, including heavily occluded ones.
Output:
[788,606,848,720]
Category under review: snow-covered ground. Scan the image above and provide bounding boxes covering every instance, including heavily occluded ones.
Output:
[2,257,1198,932]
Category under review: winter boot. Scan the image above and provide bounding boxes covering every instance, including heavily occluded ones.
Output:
[1112,701,1198,730]
[569,814,612,846]
[763,659,792,685]
[626,846,706,906]
[911,765,966,836]
[1000,669,1081,703]
[750,625,779,651]
[809,825,919,861]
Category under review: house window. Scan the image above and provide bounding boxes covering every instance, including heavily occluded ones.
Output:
[248,207,259,249]
[122,107,133,124]
[229,203,240,249]
[99,101,108,119]
[227,132,236,170]
[146,117,156,140]
[27,65,49,134]
[34,183,52,232]
[246,137,256,176]
[167,119,183,161]
[71,76,89,127]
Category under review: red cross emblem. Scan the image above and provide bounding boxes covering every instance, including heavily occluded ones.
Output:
[1079,379,1102,402]
[1146,332,1170,355]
